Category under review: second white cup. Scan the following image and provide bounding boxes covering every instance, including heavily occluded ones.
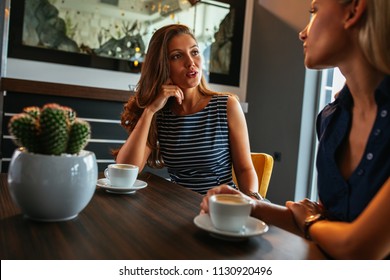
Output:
[104,164,139,188]
[209,194,253,232]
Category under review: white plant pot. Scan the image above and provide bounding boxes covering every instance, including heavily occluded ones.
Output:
[7,148,98,222]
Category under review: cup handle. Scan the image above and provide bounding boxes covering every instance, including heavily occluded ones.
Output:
[104,168,109,179]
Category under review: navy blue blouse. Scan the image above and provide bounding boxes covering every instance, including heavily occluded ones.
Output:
[316,75,390,222]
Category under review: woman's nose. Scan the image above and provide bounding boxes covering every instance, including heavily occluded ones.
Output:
[185,56,195,67]
[299,26,307,41]
[187,60,195,68]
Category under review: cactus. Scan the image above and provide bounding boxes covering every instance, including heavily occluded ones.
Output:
[8,113,40,153]
[23,106,41,119]
[40,104,71,155]
[8,103,91,155]
[66,119,91,154]
[61,105,76,125]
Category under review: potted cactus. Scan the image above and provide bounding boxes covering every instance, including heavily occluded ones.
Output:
[7,103,98,222]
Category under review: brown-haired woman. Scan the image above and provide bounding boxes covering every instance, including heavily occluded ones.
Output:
[116,24,258,195]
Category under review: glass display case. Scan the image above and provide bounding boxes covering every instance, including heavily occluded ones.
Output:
[8,0,246,86]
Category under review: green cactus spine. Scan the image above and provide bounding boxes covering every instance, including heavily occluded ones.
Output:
[8,103,91,155]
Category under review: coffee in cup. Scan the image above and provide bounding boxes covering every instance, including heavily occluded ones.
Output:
[104,164,138,188]
[209,194,253,232]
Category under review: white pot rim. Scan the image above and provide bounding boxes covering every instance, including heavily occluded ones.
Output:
[15,148,94,158]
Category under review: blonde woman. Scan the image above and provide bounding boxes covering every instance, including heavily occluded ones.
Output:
[201,0,390,259]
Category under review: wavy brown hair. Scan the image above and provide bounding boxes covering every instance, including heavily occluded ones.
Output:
[114,24,235,168]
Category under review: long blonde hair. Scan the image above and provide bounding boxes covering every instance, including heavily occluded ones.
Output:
[359,0,390,74]
[341,0,390,74]
[117,24,235,168]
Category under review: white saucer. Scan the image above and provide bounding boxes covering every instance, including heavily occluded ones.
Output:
[193,214,268,240]
[96,178,147,194]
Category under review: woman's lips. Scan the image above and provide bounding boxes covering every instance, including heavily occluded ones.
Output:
[186,71,198,78]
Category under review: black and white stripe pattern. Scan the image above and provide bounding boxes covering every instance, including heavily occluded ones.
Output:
[157,95,234,194]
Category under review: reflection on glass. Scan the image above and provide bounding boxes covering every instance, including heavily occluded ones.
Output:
[22,0,232,75]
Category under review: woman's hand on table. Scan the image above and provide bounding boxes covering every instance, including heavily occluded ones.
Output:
[285,198,324,233]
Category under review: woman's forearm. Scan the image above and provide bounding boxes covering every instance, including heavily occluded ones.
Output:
[116,107,155,170]
[251,201,301,236]
[310,178,390,259]
[236,169,259,194]
[309,220,387,259]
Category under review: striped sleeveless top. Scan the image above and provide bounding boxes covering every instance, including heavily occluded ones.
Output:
[156,94,234,194]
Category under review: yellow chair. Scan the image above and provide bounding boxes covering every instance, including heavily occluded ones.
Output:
[232,152,274,198]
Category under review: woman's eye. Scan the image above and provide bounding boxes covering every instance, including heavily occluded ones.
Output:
[309,7,317,14]
[171,54,181,60]
[192,50,200,56]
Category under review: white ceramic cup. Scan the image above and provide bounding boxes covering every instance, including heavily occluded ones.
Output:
[209,194,253,232]
[104,164,138,188]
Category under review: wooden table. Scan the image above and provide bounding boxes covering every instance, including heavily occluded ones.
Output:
[0,172,327,259]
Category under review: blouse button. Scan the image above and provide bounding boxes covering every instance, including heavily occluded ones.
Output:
[380,110,388,118]
[357,169,365,176]
[366,153,374,160]
[373,129,381,136]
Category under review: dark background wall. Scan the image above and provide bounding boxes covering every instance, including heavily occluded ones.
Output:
[246,3,308,204]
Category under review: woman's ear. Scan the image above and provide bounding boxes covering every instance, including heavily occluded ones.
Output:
[344,0,367,29]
